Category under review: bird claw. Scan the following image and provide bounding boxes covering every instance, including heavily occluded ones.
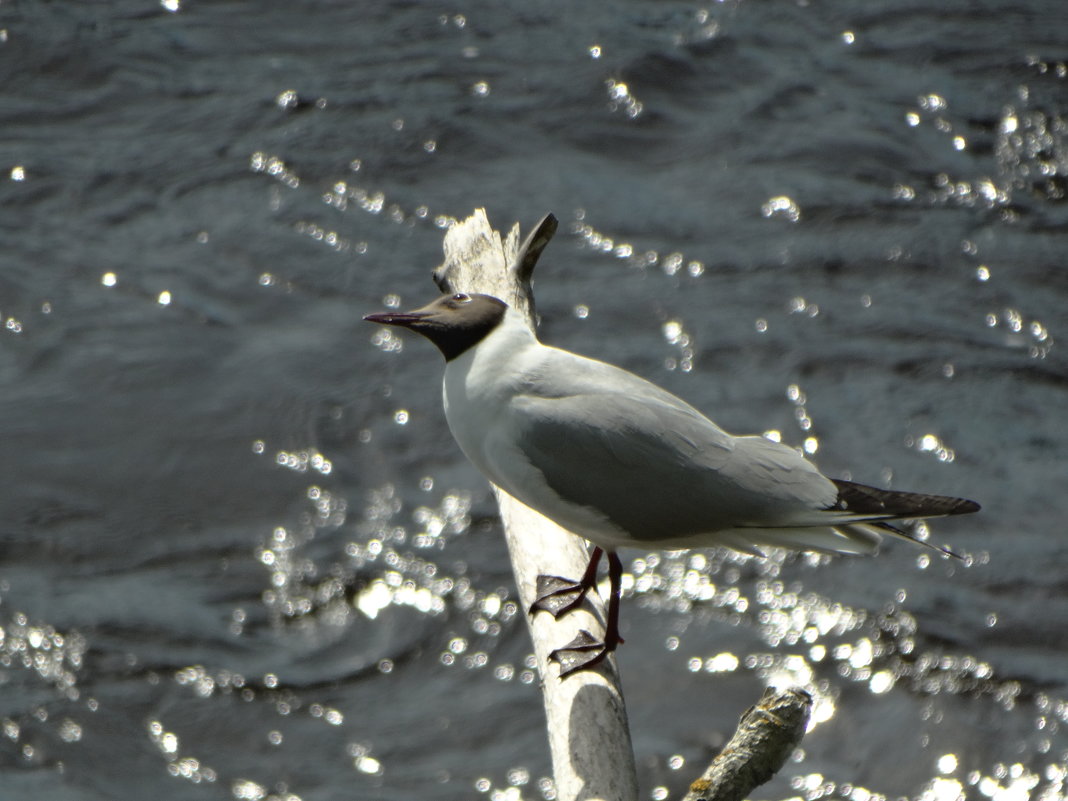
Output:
[529,574,590,618]
[549,629,612,677]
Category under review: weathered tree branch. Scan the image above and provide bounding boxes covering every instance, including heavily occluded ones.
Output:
[684,688,812,801]
[434,210,637,801]
[430,209,810,801]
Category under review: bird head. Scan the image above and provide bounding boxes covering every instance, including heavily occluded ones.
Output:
[364,292,508,360]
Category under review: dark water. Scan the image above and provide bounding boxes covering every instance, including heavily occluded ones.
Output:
[2,1,1067,799]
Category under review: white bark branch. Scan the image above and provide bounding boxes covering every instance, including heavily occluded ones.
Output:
[431,209,810,801]
[434,210,638,801]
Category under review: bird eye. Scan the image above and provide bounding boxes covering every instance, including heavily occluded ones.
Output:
[452,293,471,303]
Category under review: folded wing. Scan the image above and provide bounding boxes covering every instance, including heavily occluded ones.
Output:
[501,391,841,542]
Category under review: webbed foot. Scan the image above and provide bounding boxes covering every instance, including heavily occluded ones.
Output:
[530,574,591,618]
[549,629,614,677]
[532,548,625,679]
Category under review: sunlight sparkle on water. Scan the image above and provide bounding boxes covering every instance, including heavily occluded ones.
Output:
[231,779,266,800]
[373,326,405,354]
[249,151,300,189]
[569,217,664,271]
[984,308,1054,357]
[787,384,814,432]
[355,755,382,775]
[976,765,1042,801]
[605,79,643,118]
[661,320,695,372]
[938,754,959,774]
[920,93,948,112]
[662,321,684,344]
[921,777,965,801]
[274,448,333,475]
[700,652,740,673]
[909,433,956,463]
[174,665,217,698]
[869,669,895,694]
[0,614,86,701]
[146,717,217,783]
[762,195,801,222]
[58,719,82,743]
[275,89,298,110]
[788,296,820,317]
[148,722,179,755]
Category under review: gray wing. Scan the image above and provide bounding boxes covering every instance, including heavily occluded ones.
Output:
[504,389,838,541]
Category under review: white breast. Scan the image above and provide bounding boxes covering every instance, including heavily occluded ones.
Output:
[441,311,629,543]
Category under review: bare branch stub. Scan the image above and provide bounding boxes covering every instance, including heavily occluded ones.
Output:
[684,688,812,801]
[512,212,558,326]
[432,210,557,327]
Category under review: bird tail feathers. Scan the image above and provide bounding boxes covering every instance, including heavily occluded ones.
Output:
[723,521,960,560]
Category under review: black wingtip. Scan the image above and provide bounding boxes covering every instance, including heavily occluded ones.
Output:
[830,478,980,519]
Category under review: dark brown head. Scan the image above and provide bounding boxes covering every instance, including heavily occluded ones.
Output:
[364,292,508,361]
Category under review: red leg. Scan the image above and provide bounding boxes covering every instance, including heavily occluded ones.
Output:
[529,546,603,618]
[603,550,624,650]
[548,549,625,678]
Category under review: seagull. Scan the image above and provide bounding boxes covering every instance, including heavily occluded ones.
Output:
[364,292,979,676]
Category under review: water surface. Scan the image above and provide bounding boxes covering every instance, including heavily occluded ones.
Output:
[1,1,1066,799]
